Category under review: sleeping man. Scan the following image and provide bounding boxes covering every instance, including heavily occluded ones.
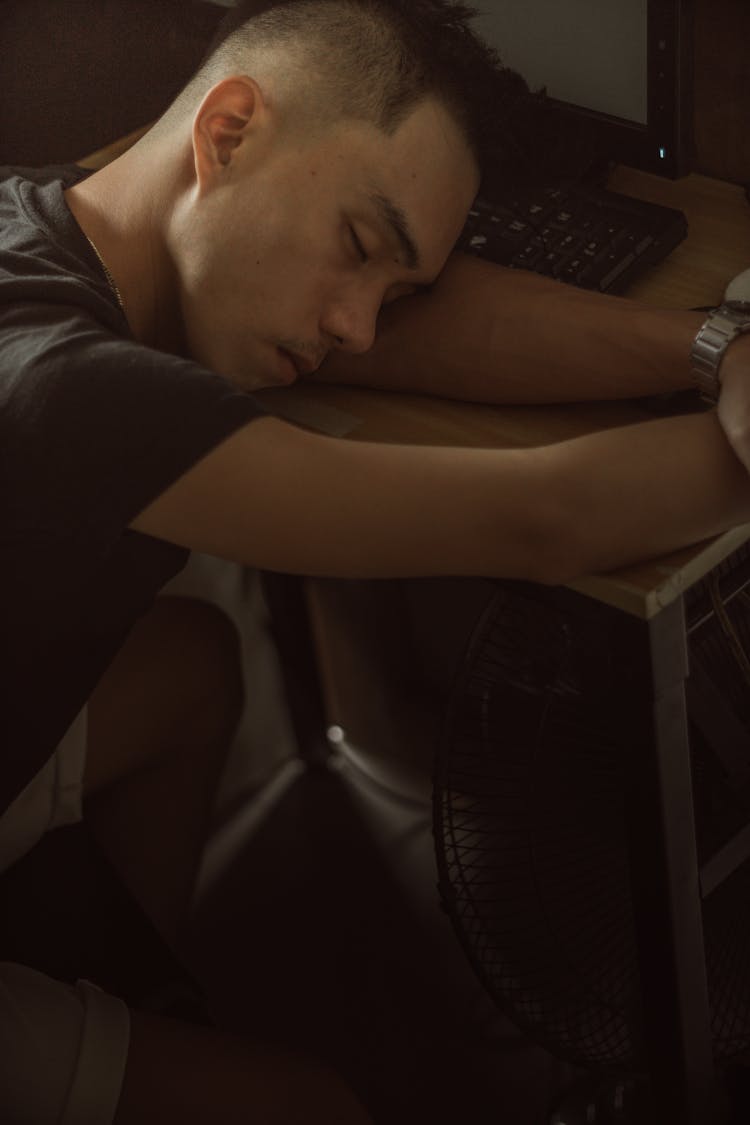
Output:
[2,0,750,1121]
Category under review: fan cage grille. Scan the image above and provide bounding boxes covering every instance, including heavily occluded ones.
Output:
[434,555,750,1071]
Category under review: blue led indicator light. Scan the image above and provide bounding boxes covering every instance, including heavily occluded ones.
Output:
[659,147,667,160]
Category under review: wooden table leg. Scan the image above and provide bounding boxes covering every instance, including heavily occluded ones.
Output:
[614,596,723,1124]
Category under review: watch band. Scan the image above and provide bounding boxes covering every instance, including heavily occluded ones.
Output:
[690,302,750,403]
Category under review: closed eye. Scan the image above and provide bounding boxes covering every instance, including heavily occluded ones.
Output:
[382,282,428,306]
[348,224,368,264]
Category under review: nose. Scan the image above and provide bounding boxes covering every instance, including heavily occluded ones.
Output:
[320,286,380,355]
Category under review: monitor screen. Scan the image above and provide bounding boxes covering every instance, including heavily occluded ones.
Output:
[471,0,648,126]
[469,0,692,178]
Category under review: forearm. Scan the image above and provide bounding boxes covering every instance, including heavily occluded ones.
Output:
[318,252,704,405]
[133,410,750,588]
[546,409,750,580]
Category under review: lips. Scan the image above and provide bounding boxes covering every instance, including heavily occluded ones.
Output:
[283,349,317,377]
[276,348,301,384]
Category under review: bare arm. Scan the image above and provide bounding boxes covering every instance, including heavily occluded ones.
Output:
[130,409,750,585]
[316,252,704,404]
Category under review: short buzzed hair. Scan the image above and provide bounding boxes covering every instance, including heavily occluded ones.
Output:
[175,0,575,198]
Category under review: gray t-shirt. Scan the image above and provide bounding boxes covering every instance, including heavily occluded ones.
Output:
[0,164,267,814]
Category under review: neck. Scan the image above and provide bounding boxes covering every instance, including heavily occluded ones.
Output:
[65,140,187,356]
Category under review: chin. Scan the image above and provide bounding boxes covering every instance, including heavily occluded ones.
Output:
[190,344,271,392]
[214,363,272,393]
[237,371,280,392]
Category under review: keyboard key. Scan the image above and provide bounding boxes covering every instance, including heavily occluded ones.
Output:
[561,257,586,283]
[504,217,531,237]
[554,233,582,256]
[536,250,569,278]
[467,234,488,251]
[574,263,600,288]
[582,239,604,259]
[512,243,545,270]
[598,252,637,291]
[633,234,655,256]
[621,225,654,251]
[574,213,598,234]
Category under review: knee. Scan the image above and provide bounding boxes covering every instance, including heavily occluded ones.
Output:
[152,596,245,750]
[86,595,246,794]
[116,1010,375,1125]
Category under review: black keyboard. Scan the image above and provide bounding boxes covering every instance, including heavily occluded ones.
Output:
[456,182,688,295]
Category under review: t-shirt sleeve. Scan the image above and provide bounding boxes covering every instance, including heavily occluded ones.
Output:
[2,301,268,550]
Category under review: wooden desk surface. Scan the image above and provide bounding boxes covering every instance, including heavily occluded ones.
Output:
[275,168,750,620]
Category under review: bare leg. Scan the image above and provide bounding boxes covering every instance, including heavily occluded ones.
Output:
[114,1009,373,1125]
[81,595,373,1122]
[83,594,244,948]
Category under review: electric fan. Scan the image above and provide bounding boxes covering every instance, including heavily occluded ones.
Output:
[433,543,750,1110]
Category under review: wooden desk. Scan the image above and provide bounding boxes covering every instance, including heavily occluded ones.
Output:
[274,168,750,1125]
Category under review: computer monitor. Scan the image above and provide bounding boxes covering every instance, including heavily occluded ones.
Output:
[470,0,693,179]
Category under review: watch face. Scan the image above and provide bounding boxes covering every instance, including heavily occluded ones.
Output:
[724,299,750,317]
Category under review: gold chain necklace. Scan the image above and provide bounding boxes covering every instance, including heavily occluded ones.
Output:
[84,234,125,314]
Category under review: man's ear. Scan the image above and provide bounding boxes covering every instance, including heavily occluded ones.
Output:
[192,76,269,191]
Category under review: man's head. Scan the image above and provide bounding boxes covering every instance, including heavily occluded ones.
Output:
[145,0,541,388]
[178,0,533,180]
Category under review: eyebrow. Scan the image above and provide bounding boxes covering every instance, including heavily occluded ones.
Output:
[368,191,421,271]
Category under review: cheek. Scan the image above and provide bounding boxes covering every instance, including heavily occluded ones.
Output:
[175,207,334,370]
[176,263,250,372]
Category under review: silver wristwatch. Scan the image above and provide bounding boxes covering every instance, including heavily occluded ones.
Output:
[690,300,750,403]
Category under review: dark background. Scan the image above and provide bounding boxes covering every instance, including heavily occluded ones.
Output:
[1,0,749,186]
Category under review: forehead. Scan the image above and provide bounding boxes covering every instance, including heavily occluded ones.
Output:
[340,100,479,274]
[376,99,477,198]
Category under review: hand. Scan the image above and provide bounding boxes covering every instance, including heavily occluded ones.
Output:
[717,337,750,473]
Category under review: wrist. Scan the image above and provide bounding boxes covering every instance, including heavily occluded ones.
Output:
[690,302,750,403]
